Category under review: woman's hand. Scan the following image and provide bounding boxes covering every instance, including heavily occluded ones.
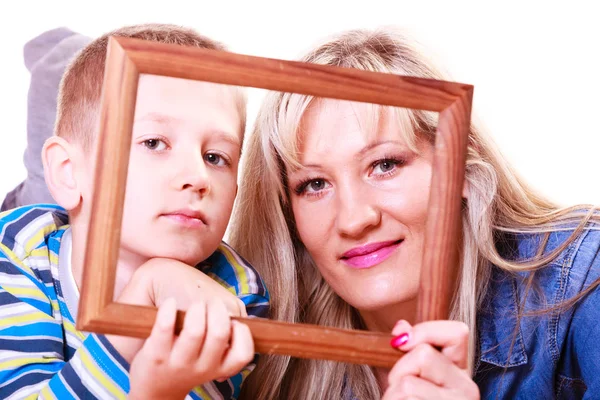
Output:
[383,320,480,400]
[128,297,254,400]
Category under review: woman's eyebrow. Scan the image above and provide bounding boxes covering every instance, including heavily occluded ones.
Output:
[356,140,405,160]
[294,161,323,170]
[296,140,407,168]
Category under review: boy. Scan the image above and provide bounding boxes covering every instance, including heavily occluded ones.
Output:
[0,24,269,399]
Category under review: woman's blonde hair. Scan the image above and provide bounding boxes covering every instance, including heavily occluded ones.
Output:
[229,27,599,399]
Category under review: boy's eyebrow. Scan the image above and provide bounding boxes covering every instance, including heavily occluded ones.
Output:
[212,131,242,147]
[134,112,174,125]
[134,113,240,146]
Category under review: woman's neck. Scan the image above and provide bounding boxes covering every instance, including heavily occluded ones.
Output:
[359,298,418,394]
[359,296,418,333]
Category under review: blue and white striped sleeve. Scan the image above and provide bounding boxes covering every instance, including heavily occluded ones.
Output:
[0,253,130,399]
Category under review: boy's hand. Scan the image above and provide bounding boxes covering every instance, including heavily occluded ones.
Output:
[106,257,247,364]
[128,297,254,400]
[138,257,248,318]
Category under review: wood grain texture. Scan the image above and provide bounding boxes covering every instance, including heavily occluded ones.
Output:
[82,303,404,368]
[416,91,473,322]
[77,36,473,368]
[116,36,470,112]
[77,38,139,328]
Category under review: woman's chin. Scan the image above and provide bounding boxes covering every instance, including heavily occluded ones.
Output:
[343,287,419,314]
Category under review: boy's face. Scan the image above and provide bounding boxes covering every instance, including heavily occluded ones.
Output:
[111,75,243,266]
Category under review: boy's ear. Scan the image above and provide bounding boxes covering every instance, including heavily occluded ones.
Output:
[42,136,83,210]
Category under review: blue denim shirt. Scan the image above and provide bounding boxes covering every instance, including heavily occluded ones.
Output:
[475,227,600,399]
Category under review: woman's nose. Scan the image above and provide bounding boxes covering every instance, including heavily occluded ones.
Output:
[335,186,381,238]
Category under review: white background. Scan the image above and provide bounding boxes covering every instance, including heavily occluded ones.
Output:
[0,0,598,207]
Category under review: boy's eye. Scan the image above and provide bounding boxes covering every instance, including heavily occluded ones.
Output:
[204,153,228,166]
[143,139,167,151]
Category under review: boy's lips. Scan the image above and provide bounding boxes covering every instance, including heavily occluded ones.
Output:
[161,209,207,228]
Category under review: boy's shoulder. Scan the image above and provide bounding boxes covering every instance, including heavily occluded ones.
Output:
[0,203,68,258]
[199,241,269,302]
[0,204,70,323]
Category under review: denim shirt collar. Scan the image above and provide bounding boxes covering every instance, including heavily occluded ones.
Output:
[476,231,575,368]
[477,268,527,368]
[477,265,528,368]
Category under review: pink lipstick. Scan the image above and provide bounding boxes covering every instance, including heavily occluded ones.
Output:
[341,240,402,269]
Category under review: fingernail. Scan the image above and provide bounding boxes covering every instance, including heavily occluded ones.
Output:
[390,333,409,348]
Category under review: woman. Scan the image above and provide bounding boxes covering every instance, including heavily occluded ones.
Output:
[229,28,600,399]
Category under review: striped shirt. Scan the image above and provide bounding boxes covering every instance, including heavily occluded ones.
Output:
[0,204,269,399]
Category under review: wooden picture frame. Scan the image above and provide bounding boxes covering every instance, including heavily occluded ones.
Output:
[76,36,473,368]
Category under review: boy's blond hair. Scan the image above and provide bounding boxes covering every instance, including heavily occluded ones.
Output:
[55,23,246,149]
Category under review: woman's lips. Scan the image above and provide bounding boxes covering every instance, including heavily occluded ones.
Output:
[341,240,403,269]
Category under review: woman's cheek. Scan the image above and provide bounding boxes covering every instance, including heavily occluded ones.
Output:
[294,199,336,257]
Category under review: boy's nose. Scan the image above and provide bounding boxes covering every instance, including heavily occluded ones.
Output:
[175,155,211,196]
[181,178,209,194]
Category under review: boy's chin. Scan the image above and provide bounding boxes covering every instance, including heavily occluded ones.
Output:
[128,244,209,268]
[144,251,206,267]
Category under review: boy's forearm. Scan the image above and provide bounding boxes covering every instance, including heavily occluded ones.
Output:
[104,270,153,363]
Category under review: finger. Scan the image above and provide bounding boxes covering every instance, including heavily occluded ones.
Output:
[237,298,248,318]
[390,320,469,368]
[144,297,177,363]
[218,320,255,378]
[392,319,412,337]
[382,375,442,400]
[390,319,412,349]
[169,301,207,366]
[388,343,472,392]
[195,299,232,371]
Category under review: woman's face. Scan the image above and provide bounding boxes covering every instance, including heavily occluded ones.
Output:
[288,99,434,315]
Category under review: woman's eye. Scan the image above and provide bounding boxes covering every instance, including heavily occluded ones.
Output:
[372,159,401,175]
[307,179,326,192]
[143,139,167,151]
[205,153,228,166]
[299,179,331,194]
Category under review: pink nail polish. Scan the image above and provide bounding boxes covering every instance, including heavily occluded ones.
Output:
[390,333,409,348]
